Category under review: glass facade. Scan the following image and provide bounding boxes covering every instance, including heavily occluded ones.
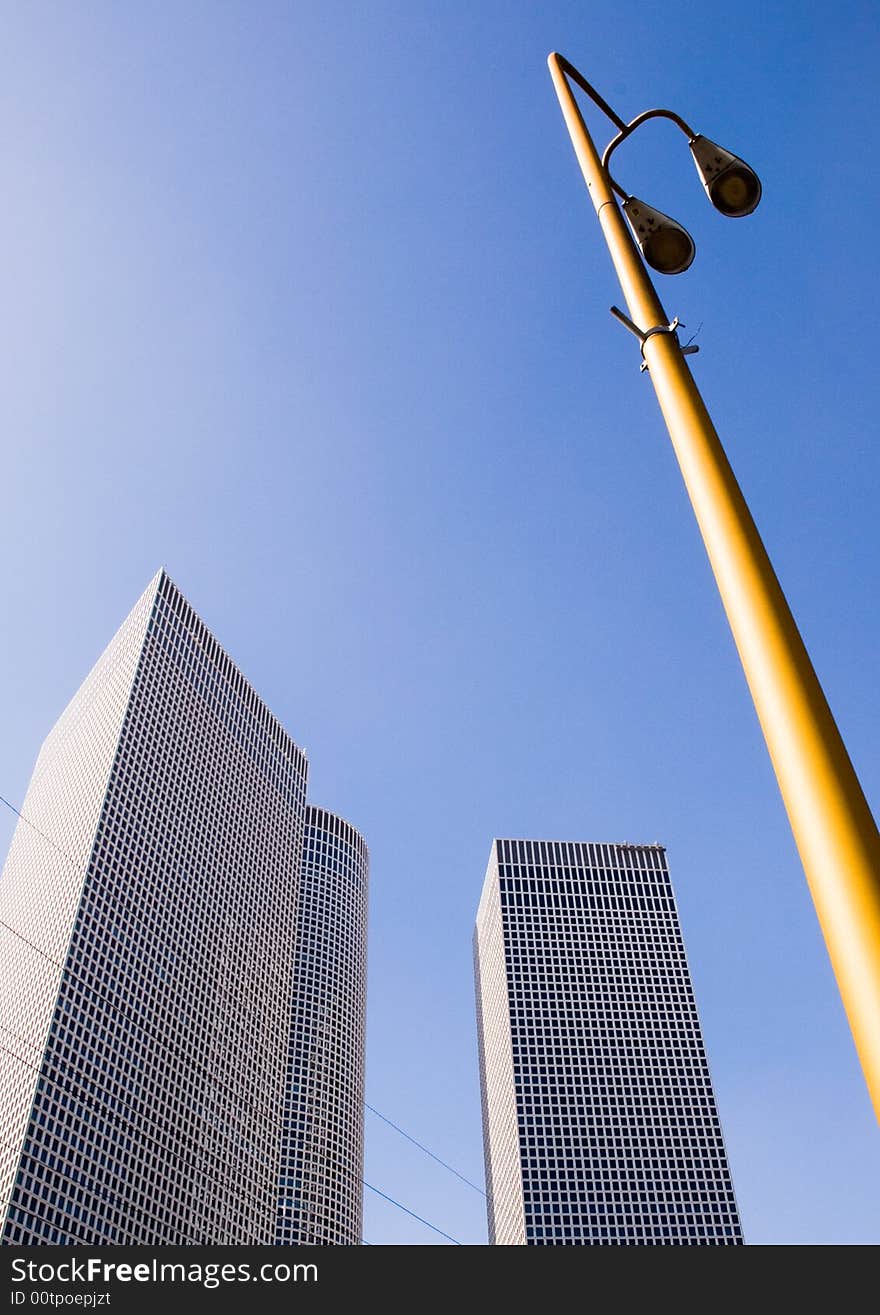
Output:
[474,839,743,1245]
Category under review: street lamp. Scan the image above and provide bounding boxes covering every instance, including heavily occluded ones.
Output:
[548,52,880,1123]
[688,135,762,216]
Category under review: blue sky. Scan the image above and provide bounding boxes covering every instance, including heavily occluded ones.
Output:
[2,1,879,1244]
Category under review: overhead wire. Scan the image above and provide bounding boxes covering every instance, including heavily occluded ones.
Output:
[0,791,473,1245]
[365,1103,484,1196]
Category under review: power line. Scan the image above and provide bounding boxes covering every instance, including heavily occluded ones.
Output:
[362,1183,462,1245]
[0,791,472,1246]
[0,1114,370,1251]
[1,1037,463,1247]
[0,899,486,1212]
[0,791,288,995]
[1,790,481,1195]
[365,1103,484,1196]
[0,912,285,1134]
[0,1040,275,1217]
[0,793,72,866]
[0,914,467,1248]
[0,795,294,1134]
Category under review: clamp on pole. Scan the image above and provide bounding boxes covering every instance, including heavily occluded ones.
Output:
[609,305,700,372]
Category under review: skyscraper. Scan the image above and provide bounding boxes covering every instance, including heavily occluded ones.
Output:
[474,839,743,1246]
[276,806,369,1245]
[0,569,366,1245]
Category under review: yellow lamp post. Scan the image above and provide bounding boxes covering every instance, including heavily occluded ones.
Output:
[548,52,880,1122]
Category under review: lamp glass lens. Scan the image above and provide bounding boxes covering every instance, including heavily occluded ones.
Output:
[710,165,760,216]
[644,225,694,274]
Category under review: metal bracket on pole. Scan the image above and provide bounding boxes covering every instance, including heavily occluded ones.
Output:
[609,306,700,372]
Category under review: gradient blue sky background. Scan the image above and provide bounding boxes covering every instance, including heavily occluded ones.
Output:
[2,2,879,1244]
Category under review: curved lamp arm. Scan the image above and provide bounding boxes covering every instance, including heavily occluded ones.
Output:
[602,108,697,195]
[551,56,697,201]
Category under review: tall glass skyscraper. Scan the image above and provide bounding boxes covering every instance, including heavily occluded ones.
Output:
[276,806,368,1245]
[0,570,367,1245]
[474,839,743,1246]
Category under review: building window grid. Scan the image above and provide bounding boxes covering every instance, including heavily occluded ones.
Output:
[476,840,743,1246]
[1,573,312,1245]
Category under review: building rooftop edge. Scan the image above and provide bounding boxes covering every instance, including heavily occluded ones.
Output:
[151,567,309,774]
[306,804,369,855]
[492,838,666,850]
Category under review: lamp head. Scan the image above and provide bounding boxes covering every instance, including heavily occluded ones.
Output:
[622,196,695,275]
[689,134,761,217]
